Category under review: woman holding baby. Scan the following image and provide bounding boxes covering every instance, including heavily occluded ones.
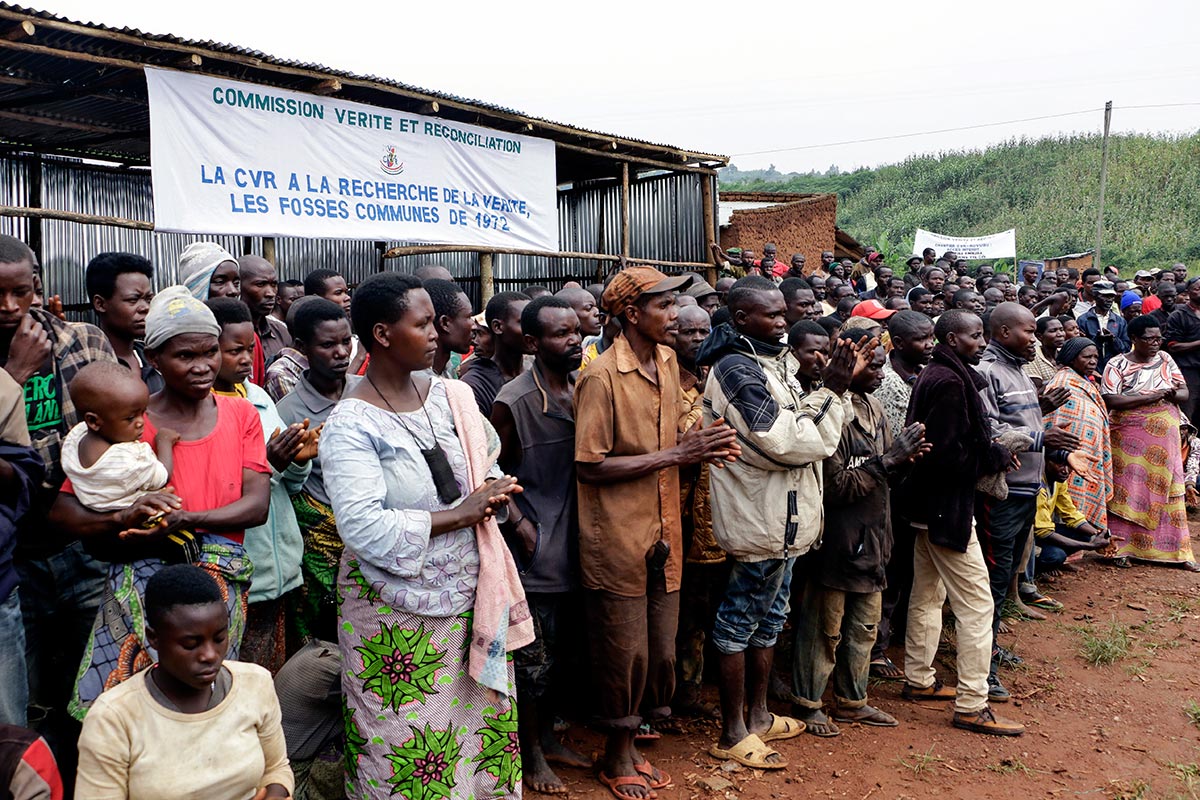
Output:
[50,286,275,719]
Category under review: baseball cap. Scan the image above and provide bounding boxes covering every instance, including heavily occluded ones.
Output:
[866,252,883,264]
[1135,269,1154,279]
[602,267,693,317]
[1149,267,1165,276]
[850,299,896,320]
[1093,280,1117,296]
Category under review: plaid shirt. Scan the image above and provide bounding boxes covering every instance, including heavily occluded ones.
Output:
[24,308,117,490]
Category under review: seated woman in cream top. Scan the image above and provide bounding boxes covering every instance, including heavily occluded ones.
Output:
[75,565,293,800]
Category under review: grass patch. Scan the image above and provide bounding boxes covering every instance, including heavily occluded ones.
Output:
[987,758,1034,776]
[1166,598,1196,624]
[1185,699,1200,728]
[1075,619,1132,666]
[1106,779,1152,799]
[898,746,942,776]
[1125,658,1151,678]
[1170,761,1200,796]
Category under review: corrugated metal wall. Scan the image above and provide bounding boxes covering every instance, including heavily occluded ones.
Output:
[0,155,709,314]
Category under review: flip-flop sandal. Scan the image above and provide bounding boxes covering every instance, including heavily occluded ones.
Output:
[832,706,899,727]
[708,733,788,770]
[633,760,672,790]
[598,772,653,800]
[633,723,661,743]
[759,712,806,742]
[1026,596,1063,611]
[869,656,904,680]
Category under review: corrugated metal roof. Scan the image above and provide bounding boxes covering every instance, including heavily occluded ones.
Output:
[0,3,727,169]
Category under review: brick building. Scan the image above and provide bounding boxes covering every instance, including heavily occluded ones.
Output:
[718,191,864,267]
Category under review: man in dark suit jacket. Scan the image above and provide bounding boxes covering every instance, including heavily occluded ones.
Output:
[897,310,1024,737]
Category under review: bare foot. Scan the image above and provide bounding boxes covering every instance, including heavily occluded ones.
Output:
[601,752,652,800]
[1013,597,1047,621]
[544,738,591,769]
[525,763,568,795]
[793,707,840,737]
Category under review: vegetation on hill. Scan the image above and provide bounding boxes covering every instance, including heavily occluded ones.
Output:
[719,134,1200,271]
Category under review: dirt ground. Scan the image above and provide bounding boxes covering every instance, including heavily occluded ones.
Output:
[547,553,1200,800]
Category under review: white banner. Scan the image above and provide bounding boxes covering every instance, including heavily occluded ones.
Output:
[146,68,559,250]
[911,228,1016,260]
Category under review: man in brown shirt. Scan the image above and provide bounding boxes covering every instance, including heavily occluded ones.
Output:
[575,267,738,798]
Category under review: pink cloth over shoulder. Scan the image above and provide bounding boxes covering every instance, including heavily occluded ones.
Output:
[443,379,534,695]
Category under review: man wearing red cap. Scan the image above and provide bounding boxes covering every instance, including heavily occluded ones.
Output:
[575,266,740,799]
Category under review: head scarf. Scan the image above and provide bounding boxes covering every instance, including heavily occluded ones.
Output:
[1056,335,1097,367]
[144,285,221,350]
[1120,290,1142,311]
[178,242,237,301]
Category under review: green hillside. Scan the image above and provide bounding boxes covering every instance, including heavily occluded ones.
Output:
[719,133,1200,271]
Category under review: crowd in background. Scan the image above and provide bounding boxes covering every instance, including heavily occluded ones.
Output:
[0,231,1196,799]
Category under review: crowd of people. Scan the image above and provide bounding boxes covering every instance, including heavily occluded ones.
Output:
[0,230,1197,799]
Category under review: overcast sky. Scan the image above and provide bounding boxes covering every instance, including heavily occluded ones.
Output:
[36,0,1200,174]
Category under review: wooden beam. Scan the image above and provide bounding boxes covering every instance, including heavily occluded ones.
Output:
[262,236,277,266]
[2,21,34,40]
[382,243,711,271]
[700,173,717,286]
[0,204,153,231]
[553,139,719,176]
[479,252,494,304]
[0,72,146,107]
[620,162,631,258]
[0,109,135,135]
[0,9,728,168]
[420,101,439,115]
[176,54,202,69]
[312,78,341,95]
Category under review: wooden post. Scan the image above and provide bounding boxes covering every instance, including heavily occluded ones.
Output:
[700,172,717,286]
[263,237,277,266]
[620,162,631,260]
[1094,100,1112,269]
[480,252,495,305]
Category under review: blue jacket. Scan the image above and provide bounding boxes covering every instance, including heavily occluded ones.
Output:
[243,382,310,603]
[1076,307,1129,372]
[0,443,44,599]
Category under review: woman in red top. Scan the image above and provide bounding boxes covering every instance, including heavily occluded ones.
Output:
[50,286,270,718]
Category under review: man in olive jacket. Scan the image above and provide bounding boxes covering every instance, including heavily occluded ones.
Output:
[791,336,927,737]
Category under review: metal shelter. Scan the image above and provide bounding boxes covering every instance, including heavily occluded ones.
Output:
[0,4,728,310]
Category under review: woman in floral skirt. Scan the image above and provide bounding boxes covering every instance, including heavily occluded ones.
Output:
[321,273,531,799]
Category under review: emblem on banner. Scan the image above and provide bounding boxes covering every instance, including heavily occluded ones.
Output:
[380,145,404,176]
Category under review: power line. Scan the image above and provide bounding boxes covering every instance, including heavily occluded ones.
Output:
[730,102,1200,158]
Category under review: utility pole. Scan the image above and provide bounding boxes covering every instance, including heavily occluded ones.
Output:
[1094,101,1112,269]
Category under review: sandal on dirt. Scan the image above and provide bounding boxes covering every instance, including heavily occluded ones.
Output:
[832,705,898,727]
[708,733,788,769]
[1023,595,1064,612]
[869,655,904,681]
[633,723,661,743]
[759,713,806,742]
[598,773,652,800]
[633,760,672,790]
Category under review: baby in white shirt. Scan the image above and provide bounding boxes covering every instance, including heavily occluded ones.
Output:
[62,362,179,512]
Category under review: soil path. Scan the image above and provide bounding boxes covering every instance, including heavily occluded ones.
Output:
[546,557,1200,800]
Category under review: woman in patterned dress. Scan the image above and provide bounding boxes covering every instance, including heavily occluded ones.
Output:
[1100,315,1198,569]
[321,273,527,800]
